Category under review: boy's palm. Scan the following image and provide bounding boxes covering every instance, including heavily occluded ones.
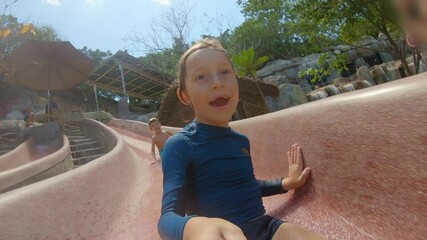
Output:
[285,144,311,189]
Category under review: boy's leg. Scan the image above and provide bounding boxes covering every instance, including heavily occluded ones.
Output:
[272,223,324,240]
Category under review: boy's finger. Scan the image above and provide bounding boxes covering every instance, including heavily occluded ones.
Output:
[287,151,291,165]
[298,167,311,185]
[292,144,297,164]
[297,146,303,170]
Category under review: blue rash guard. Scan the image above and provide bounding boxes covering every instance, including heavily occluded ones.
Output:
[158,121,286,240]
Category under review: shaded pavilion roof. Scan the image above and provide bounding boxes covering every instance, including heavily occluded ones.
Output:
[86,51,174,99]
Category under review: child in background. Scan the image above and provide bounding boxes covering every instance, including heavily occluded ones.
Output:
[23,107,34,128]
[149,117,173,163]
[158,39,323,240]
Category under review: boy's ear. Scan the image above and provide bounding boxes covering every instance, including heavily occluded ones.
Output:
[176,88,191,106]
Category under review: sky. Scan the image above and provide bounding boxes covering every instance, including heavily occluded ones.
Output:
[7,0,245,56]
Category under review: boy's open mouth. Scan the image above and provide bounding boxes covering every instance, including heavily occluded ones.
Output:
[209,96,230,107]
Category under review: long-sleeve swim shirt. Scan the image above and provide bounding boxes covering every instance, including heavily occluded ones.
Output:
[158,121,285,240]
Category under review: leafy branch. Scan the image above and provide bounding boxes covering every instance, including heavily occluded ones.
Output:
[231,48,268,78]
[298,53,348,84]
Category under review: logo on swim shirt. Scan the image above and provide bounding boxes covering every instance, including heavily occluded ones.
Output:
[240,148,249,156]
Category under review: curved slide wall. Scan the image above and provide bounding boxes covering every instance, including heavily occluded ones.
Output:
[0,135,71,193]
[109,73,427,240]
[0,119,151,239]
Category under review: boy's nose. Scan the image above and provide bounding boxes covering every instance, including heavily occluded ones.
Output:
[211,73,224,89]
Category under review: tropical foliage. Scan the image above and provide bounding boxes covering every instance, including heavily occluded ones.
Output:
[298,53,349,84]
[231,48,268,78]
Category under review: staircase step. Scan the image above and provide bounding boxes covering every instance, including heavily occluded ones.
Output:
[70,141,98,148]
[67,135,87,139]
[72,147,104,155]
[73,154,105,165]
[72,150,105,159]
[66,128,81,132]
[71,144,101,153]
[69,138,94,143]
[67,133,85,137]
[66,130,83,135]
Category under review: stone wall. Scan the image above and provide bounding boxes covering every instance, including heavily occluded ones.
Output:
[257,36,426,110]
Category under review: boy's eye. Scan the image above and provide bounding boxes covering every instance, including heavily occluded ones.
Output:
[221,69,230,75]
[196,75,205,80]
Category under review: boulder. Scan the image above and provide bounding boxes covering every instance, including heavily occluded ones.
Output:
[265,83,308,112]
[378,52,394,63]
[370,67,388,84]
[257,58,304,77]
[339,83,356,93]
[333,77,351,85]
[298,78,313,93]
[384,67,402,81]
[261,75,289,86]
[334,45,352,53]
[356,65,375,84]
[302,54,320,63]
[357,36,377,46]
[325,85,341,96]
[361,80,374,88]
[354,81,365,90]
[307,89,328,101]
[257,66,274,78]
[354,57,369,67]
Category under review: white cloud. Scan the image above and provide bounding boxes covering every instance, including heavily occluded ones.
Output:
[43,0,61,5]
[151,0,172,6]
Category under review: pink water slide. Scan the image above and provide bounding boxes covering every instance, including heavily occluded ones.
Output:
[0,73,426,240]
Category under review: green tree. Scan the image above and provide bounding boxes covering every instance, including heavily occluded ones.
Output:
[78,47,116,105]
[79,47,112,67]
[235,0,333,59]
[0,15,60,58]
[298,53,349,84]
[290,0,413,75]
[231,48,268,78]
[140,37,189,76]
[0,13,61,105]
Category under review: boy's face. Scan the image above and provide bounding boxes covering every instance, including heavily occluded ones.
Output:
[395,0,427,48]
[182,48,239,127]
[149,121,161,131]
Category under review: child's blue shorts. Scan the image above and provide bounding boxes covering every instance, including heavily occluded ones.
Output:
[239,215,284,240]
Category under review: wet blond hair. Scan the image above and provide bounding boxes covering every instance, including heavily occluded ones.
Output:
[176,38,231,102]
[148,117,159,130]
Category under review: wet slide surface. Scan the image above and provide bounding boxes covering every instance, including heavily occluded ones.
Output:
[109,126,164,240]
[0,74,425,240]
[109,73,427,240]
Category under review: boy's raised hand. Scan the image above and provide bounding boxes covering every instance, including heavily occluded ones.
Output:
[282,143,311,191]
